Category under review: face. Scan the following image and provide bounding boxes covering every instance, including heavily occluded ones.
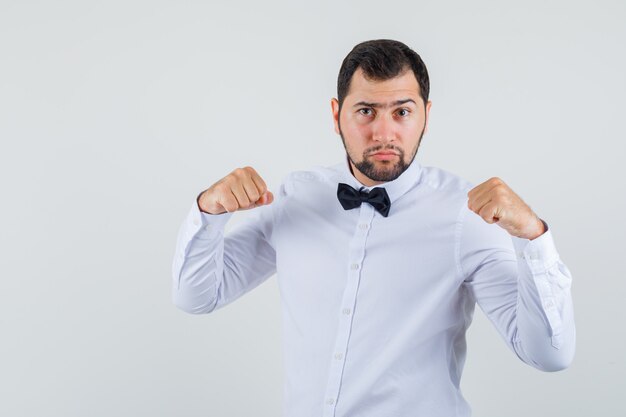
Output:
[331,67,432,186]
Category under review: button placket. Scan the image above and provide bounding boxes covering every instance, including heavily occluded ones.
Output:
[322,204,373,416]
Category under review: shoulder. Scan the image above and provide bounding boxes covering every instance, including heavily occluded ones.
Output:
[424,165,513,249]
[418,164,476,201]
[278,162,343,195]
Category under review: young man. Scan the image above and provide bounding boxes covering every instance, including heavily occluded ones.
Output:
[172,39,575,417]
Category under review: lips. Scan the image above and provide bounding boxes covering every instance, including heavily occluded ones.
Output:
[371,151,399,161]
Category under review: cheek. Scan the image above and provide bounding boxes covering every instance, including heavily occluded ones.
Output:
[353,124,372,137]
[342,118,370,139]
[398,120,424,140]
[409,123,423,135]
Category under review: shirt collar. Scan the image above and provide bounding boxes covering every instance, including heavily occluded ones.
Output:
[338,152,423,205]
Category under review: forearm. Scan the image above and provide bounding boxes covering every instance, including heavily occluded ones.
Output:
[510,227,576,371]
[172,199,233,314]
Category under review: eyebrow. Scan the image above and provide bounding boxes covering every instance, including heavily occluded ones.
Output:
[352,98,417,108]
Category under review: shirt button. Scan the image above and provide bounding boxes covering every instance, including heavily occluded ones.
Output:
[351,263,359,270]
[326,398,335,405]
[334,352,343,360]
[342,308,351,315]
[193,218,200,226]
[359,223,368,229]
[544,299,554,309]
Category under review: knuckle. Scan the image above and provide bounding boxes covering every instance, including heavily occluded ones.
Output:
[222,198,236,213]
[239,194,251,206]
[231,198,244,211]
[214,183,227,196]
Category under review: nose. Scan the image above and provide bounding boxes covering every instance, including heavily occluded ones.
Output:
[371,113,396,143]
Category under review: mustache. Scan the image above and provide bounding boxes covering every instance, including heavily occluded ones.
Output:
[367,147,402,155]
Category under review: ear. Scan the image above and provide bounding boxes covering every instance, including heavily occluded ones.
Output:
[423,100,432,134]
[331,98,340,135]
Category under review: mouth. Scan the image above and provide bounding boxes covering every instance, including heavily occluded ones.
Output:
[371,152,399,161]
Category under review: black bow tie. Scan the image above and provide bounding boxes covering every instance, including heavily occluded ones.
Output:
[337,182,391,217]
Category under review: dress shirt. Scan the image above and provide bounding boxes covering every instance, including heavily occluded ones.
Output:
[172,154,576,417]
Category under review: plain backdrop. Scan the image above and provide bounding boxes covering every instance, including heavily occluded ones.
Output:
[1,1,625,416]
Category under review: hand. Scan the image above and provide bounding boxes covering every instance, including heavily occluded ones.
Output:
[467,177,546,240]
[197,166,274,215]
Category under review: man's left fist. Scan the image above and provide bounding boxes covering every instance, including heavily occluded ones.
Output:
[467,177,546,240]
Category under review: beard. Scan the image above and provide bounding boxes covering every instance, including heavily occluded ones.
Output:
[338,123,425,183]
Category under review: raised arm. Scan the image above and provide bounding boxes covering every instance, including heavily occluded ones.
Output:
[172,166,282,314]
[459,184,576,371]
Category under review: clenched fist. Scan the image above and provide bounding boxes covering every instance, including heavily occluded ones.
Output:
[197,166,274,215]
[467,177,546,240]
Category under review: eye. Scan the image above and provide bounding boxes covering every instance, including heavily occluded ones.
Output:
[358,108,373,116]
[397,108,411,117]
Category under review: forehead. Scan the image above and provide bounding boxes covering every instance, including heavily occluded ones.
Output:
[346,67,421,104]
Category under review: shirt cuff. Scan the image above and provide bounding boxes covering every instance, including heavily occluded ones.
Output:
[510,219,559,273]
[186,195,234,239]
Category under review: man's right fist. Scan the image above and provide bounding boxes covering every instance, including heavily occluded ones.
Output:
[197,166,274,215]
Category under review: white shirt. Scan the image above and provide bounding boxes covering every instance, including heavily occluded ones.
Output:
[172,155,576,417]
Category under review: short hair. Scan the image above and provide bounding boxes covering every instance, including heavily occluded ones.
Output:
[336,39,430,114]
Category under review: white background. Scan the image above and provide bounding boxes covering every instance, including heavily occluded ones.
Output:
[1,0,624,416]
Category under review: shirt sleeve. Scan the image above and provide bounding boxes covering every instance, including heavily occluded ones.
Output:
[171,182,284,314]
[457,200,576,372]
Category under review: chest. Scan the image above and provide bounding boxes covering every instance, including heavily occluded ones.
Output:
[273,191,463,307]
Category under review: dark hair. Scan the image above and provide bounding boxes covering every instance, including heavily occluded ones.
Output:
[336,39,430,114]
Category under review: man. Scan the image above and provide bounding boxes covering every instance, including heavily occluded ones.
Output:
[172,39,575,417]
